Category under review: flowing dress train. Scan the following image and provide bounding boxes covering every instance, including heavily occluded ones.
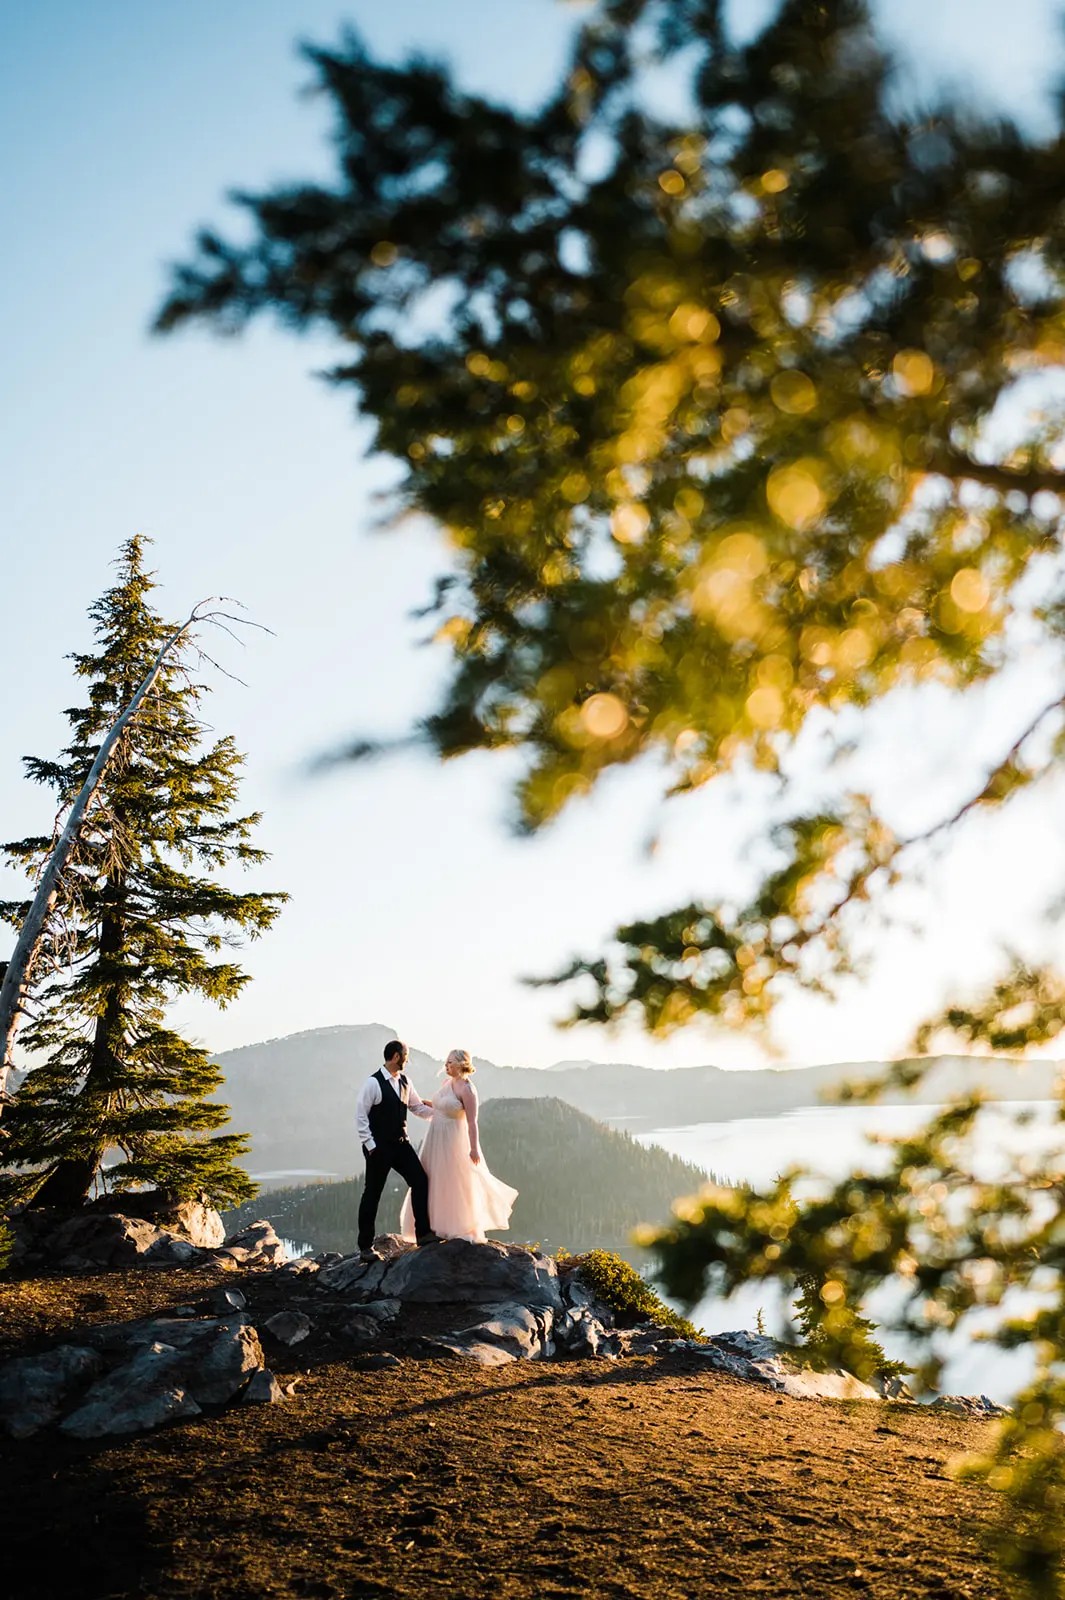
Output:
[400,1079,517,1243]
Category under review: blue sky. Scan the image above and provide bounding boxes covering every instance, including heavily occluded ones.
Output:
[3,0,1065,1073]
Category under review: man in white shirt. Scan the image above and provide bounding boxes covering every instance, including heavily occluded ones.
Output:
[355,1039,438,1260]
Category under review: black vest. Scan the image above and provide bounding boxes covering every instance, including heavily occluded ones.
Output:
[367,1068,408,1144]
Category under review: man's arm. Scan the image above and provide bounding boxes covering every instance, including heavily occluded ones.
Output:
[355,1077,381,1150]
[407,1085,434,1121]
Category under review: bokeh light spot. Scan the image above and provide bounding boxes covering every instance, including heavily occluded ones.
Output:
[580,693,630,740]
[949,567,990,612]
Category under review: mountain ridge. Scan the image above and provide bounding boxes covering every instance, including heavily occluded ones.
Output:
[209,1023,1063,1178]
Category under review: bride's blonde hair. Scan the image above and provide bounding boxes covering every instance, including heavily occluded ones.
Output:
[445,1048,475,1076]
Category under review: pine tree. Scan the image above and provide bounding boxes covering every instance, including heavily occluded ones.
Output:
[0,538,285,1210]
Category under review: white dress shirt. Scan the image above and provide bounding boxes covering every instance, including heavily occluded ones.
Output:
[355,1069,433,1152]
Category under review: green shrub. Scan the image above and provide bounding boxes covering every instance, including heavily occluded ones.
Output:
[559,1248,704,1340]
[0,1221,12,1276]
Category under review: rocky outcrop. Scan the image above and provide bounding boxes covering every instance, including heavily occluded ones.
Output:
[62,1313,263,1438]
[0,1345,104,1438]
[681,1330,882,1401]
[929,1393,1009,1419]
[319,1237,562,1311]
[0,1313,264,1441]
[0,1238,1010,1441]
[6,1200,286,1274]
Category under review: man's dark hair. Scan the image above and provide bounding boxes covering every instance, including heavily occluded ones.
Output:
[383,1039,406,1063]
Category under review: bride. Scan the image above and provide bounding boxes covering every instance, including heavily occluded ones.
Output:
[400,1049,518,1243]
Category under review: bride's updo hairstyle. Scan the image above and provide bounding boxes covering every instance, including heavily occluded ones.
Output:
[446,1048,475,1076]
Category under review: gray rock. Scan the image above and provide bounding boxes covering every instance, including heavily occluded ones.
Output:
[208,1286,248,1314]
[341,1313,382,1343]
[357,1299,402,1323]
[429,1336,517,1366]
[274,1257,320,1279]
[59,1316,263,1437]
[60,1343,203,1438]
[373,1233,414,1261]
[84,1314,235,1354]
[450,1300,549,1360]
[50,1212,168,1266]
[317,1254,387,1297]
[243,1367,284,1404]
[0,1345,103,1438]
[684,1332,881,1402]
[350,1351,402,1371]
[554,1306,618,1359]
[263,1311,312,1346]
[223,1220,288,1265]
[314,1252,343,1266]
[147,1236,200,1265]
[187,1319,264,1405]
[562,1276,595,1311]
[381,1239,562,1311]
[930,1393,1009,1419]
[614,1323,680,1357]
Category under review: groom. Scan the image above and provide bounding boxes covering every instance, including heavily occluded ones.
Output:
[355,1039,438,1260]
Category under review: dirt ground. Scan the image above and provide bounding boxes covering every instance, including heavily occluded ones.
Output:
[0,1266,1023,1600]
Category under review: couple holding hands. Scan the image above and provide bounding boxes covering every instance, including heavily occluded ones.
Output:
[354,1040,518,1260]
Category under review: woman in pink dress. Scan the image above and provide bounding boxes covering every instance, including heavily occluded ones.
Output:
[400,1049,518,1243]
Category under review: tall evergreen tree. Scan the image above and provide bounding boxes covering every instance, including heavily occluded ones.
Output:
[0,538,285,1209]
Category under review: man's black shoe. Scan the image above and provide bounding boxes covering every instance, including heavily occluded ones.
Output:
[416,1230,442,1247]
[358,1246,383,1264]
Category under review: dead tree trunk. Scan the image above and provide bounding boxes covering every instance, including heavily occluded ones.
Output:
[0,601,228,1114]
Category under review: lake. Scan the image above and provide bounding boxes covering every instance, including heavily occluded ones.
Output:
[637,1102,1065,1403]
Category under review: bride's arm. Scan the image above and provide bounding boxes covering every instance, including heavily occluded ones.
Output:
[453,1079,481,1163]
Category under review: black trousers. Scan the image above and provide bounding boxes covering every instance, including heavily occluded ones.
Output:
[358,1137,430,1248]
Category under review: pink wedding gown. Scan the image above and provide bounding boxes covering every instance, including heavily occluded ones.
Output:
[400,1079,517,1243]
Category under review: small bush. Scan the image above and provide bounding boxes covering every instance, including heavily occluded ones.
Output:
[0,1221,12,1276]
[559,1248,704,1340]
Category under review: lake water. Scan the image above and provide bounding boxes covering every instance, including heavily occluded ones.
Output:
[637,1103,1065,1403]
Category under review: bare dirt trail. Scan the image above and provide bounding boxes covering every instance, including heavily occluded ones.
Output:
[0,1269,1018,1600]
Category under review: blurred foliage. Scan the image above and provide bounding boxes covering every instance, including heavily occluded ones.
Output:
[157,0,1065,1045]
[158,0,1065,1585]
[793,1270,909,1384]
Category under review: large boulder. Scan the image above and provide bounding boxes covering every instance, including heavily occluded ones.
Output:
[554,1305,621,1360]
[60,1342,203,1438]
[380,1240,562,1311]
[6,1193,226,1270]
[217,1220,287,1267]
[60,1315,263,1438]
[443,1301,553,1361]
[0,1345,103,1439]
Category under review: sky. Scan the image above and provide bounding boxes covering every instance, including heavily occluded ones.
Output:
[3,0,1065,1075]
